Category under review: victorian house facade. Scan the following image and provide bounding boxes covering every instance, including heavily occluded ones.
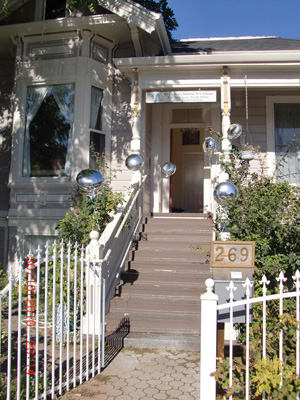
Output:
[0,0,300,271]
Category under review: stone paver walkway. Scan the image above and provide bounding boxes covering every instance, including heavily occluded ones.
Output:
[60,347,200,400]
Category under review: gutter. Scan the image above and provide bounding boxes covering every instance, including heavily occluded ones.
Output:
[114,50,300,72]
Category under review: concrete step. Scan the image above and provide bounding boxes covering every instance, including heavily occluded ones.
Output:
[123,332,200,351]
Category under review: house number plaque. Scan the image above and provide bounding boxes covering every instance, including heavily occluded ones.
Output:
[211,241,255,268]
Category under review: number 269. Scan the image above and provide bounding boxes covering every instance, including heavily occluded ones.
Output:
[215,246,249,262]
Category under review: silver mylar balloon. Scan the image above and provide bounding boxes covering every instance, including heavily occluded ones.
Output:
[227,124,243,140]
[125,154,144,171]
[213,182,239,205]
[161,162,176,177]
[203,137,216,156]
[76,169,104,197]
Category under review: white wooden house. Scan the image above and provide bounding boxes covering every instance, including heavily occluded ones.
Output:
[0,0,300,271]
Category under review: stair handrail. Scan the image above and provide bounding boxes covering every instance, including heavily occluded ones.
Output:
[86,175,146,310]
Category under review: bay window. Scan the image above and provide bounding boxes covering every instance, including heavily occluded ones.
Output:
[23,84,75,177]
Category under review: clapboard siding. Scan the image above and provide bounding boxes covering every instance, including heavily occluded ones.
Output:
[110,75,132,194]
[0,57,14,212]
[231,89,300,174]
[231,89,300,152]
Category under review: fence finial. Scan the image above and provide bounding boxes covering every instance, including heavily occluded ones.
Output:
[201,278,218,301]
[226,280,237,300]
[293,270,300,288]
[243,277,253,297]
[259,275,270,295]
[277,271,287,291]
[86,230,101,261]
[206,278,214,293]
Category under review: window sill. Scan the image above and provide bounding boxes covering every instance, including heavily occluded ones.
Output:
[8,178,77,190]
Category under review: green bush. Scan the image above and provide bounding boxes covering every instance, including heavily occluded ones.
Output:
[57,154,125,245]
[213,144,300,397]
[217,148,300,290]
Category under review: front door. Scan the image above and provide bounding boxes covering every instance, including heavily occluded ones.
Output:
[171,127,204,213]
[182,152,204,212]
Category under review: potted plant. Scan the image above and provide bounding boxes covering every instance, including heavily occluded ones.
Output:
[240,143,259,161]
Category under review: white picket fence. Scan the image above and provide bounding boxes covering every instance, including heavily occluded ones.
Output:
[0,242,106,400]
[0,179,144,400]
[200,271,300,400]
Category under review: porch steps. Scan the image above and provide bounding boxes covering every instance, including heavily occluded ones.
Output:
[105,213,213,350]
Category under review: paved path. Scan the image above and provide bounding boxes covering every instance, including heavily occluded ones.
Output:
[60,347,200,400]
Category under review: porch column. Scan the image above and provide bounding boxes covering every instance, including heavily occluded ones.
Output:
[221,66,232,171]
[219,66,231,240]
[130,68,142,184]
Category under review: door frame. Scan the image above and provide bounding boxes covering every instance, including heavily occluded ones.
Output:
[151,103,220,214]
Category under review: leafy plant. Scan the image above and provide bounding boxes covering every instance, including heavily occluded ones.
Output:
[214,309,300,398]
[57,152,125,245]
[217,148,300,290]
[212,142,300,397]
[241,143,260,152]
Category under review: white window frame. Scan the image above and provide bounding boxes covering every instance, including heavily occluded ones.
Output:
[10,78,77,185]
[22,83,75,179]
[89,85,106,169]
[266,95,300,180]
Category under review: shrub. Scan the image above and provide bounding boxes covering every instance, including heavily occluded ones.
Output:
[57,154,125,245]
[213,144,300,397]
[217,148,300,290]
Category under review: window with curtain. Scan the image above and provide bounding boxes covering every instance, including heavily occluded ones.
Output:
[89,86,105,170]
[275,103,300,184]
[23,84,75,177]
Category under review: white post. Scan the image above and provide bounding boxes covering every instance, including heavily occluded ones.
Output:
[84,231,103,335]
[200,278,218,400]
[219,66,232,241]
[130,68,142,186]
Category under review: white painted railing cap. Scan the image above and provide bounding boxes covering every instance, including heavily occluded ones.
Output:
[201,278,218,300]
[86,230,102,260]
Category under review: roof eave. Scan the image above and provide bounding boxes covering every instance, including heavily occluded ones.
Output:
[98,0,171,55]
[114,50,300,71]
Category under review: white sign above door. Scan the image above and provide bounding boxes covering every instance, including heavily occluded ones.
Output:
[146,91,217,103]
